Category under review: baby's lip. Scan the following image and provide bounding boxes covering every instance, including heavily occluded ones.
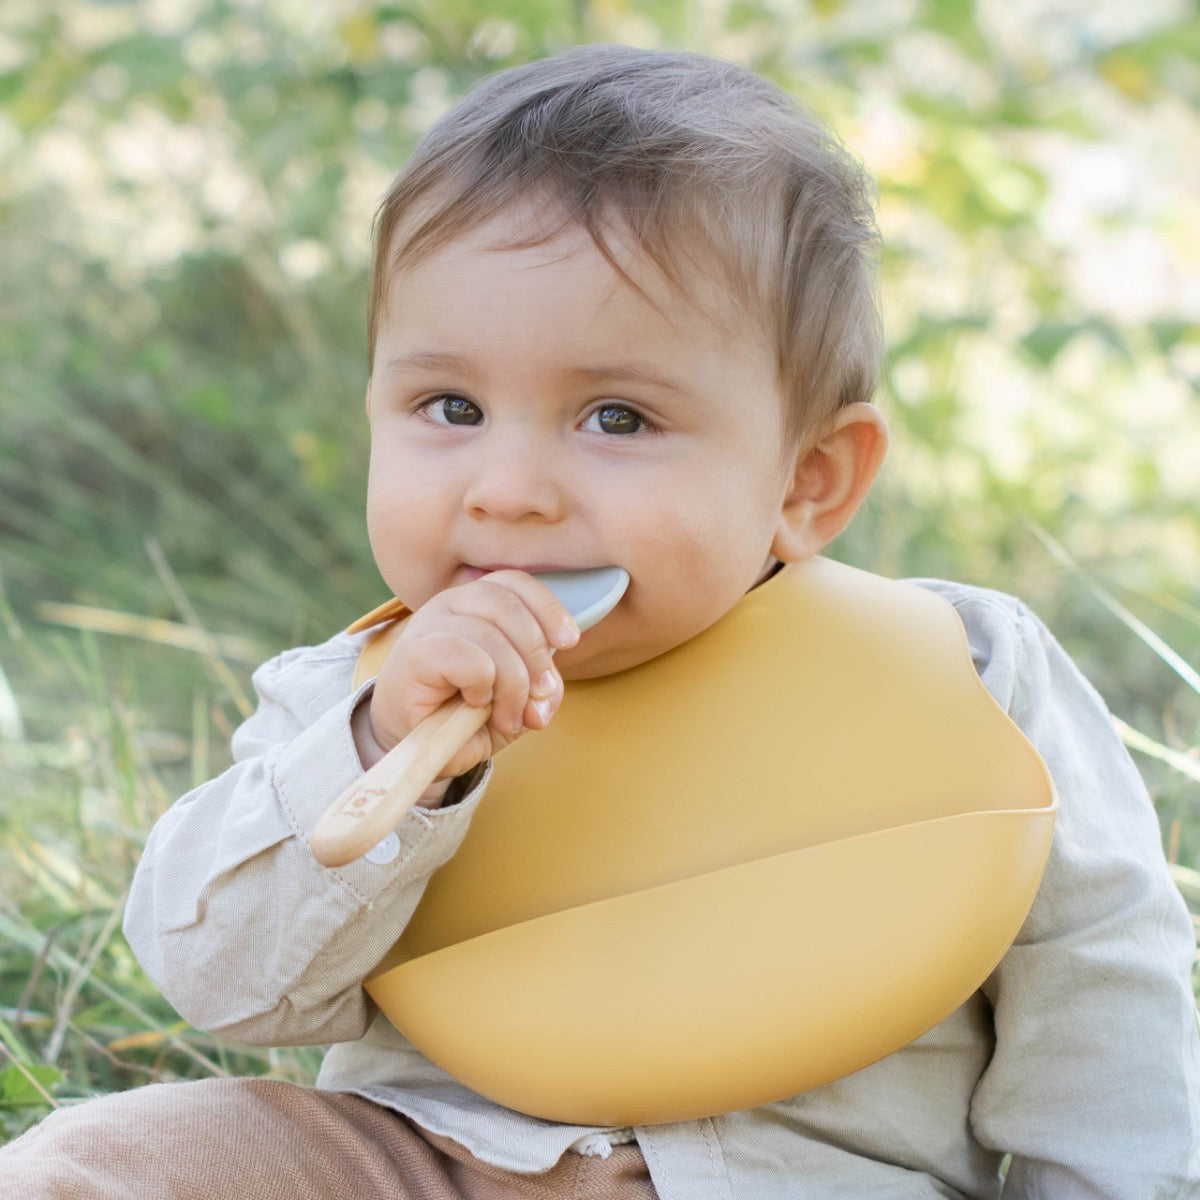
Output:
[465,563,584,578]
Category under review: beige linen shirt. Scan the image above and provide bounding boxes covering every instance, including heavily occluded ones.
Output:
[123,580,1200,1198]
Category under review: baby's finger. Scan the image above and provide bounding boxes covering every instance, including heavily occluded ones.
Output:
[466,571,580,652]
[521,666,565,732]
[438,724,502,781]
[441,575,573,699]
[406,629,500,711]
[422,616,544,738]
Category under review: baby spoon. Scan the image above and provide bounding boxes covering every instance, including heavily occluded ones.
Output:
[309,567,630,867]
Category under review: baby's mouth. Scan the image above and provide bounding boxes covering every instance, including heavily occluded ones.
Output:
[463,563,587,581]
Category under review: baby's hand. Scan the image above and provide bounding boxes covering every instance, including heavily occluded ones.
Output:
[352,571,580,805]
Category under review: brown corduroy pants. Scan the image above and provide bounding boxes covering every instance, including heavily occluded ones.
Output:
[0,1078,658,1199]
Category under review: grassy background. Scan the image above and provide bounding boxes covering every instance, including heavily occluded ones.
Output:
[2,0,1198,1141]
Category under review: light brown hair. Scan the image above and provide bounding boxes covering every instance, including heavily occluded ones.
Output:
[369,44,882,442]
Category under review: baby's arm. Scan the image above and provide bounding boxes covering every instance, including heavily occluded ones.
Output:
[955,593,1200,1197]
[123,573,576,1048]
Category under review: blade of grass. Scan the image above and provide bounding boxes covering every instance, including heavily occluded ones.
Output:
[1144,591,1200,629]
[68,1021,176,1086]
[34,602,263,664]
[144,538,254,719]
[14,919,63,1030]
[0,906,227,1078]
[1114,718,1200,785]
[191,691,209,792]
[105,1027,187,1054]
[1027,522,1200,697]
[0,654,25,741]
[2,839,90,913]
[43,897,126,1066]
[1170,862,1200,904]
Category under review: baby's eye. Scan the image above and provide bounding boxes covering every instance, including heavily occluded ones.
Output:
[424,394,483,426]
[584,404,644,436]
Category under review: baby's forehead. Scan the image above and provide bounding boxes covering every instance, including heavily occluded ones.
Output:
[387,199,756,339]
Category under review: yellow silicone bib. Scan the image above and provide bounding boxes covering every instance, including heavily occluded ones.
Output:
[351,558,1056,1126]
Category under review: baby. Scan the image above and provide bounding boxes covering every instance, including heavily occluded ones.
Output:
[4,43,1197,1200]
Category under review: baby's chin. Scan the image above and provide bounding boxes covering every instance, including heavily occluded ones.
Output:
[553,635,642,681]
[554,621,698,681]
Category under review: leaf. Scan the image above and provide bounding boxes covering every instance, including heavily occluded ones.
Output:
[1020,322,1077,365]
[99,34,189,98]
[887,315,989,363]
[0,70,24,107]
[0,1062,60,1107]
[1149,320,1200,355]
[1099,52,1156,103]
[1020,318,1130,366]
[921,0,992,62]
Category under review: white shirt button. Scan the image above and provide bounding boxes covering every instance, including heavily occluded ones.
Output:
[363,831,400,865]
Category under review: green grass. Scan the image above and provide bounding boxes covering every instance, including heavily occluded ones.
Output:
[0,593,324,1143]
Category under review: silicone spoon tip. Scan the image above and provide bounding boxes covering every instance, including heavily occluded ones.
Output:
[535,566,629,633]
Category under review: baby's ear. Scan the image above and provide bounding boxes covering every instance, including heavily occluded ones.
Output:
[770,403,888,562]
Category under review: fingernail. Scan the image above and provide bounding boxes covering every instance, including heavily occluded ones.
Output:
[530,669,557,700]
[531,697,553,725]
[554,619,579,649]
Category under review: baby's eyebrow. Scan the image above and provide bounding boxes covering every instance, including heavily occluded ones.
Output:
[565,363,687,395]
[382,350,475,378]
[381,351,687,396]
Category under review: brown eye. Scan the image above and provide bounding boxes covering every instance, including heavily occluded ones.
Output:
[428,395,482,425]
[588,404,643,436]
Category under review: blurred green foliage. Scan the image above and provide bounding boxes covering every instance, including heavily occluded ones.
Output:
[0,0,1197,1132]
[9,0,1197,786]
[3,0,1199,623]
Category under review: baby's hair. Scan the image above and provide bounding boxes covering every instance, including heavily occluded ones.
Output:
[369,44,883,442]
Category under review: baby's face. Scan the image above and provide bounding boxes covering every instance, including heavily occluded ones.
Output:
[366,207,800,678]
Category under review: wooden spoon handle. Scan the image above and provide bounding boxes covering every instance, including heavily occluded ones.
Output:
[309,699,490,867]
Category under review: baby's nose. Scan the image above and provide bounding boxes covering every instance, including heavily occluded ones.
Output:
[461,432,566,523]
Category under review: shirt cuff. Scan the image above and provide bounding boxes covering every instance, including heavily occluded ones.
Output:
[271,682,491,894]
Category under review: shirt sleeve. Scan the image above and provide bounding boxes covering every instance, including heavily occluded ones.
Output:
[948,591,1200,1198]
[122,636,489,1048]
